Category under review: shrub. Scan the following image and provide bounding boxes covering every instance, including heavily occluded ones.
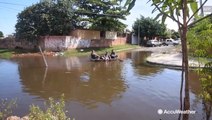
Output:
[29,95,71,120]
[0,98,17,119]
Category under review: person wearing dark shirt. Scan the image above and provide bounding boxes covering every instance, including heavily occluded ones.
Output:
[91,50,100,59]
[110,49,118,59]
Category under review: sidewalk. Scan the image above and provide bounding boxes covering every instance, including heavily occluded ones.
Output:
[145,50,204,69]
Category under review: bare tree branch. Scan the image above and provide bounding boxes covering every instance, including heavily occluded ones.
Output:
[187,0,208,24]
[188,13,212,28]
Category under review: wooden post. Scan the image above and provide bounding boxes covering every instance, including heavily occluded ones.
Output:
[42,67,48,88]
[39,46,48,67]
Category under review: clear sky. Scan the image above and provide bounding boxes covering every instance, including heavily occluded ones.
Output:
[0,0,212,36]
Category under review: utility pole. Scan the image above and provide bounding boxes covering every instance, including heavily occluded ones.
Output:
[137,22,140,45]
[200,0,204,16]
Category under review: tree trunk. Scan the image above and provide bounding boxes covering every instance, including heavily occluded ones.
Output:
[182,0,190,119]
[178,27,184,120]
[182,26,190,120]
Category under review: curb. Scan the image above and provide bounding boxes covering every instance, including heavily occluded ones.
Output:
[146,60,182,70]
[146,59,205,70]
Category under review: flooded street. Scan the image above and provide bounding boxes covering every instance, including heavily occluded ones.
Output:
[0,50,210,120]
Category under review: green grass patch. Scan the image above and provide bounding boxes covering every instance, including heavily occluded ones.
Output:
[64,44,139,57]
[0,49,14,59]
[0,49,33,59]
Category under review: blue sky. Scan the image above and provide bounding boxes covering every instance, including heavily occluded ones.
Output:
[0,0,212,36]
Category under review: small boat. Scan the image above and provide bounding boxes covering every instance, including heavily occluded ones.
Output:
[90,57,118,62]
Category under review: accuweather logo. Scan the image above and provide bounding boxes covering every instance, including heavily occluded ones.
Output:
[157,109,196,115]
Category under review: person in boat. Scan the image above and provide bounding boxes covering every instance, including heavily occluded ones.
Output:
[102,51,111,60]
[91,50,100,60]
[110,49,118,59]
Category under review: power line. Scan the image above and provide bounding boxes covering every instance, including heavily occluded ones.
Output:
[0,6,22,11]
[0,1,27,6]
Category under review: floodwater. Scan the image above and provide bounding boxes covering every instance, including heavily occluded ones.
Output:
[0,51,211,120]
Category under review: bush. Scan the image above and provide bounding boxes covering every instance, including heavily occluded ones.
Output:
[0,98,17,119]
[29,95,71,120]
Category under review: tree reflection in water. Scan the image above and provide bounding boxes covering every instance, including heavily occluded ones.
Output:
[17,56,127,108]
[9,51,212,119]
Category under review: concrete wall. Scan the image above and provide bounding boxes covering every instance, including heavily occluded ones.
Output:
[40,36,127,51]
[105,31,117,39]
[111,37,127,46]
[0,38,35,49]
[40,36,67,51]
[70,29,100,39]
[66,37,91,49]
[131,35,138,45]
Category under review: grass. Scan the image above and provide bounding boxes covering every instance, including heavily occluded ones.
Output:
[0,44,140,58]
[64,44,140,57]
[0,49,14,59]
[0,48,35,59]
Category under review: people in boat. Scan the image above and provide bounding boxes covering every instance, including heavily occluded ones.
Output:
[91,50,100,60]
[102,51,111,60]
[110,49,118,59]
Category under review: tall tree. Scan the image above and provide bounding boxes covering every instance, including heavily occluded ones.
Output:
[0,31,3,37]
[15,0,74,42]
[73,0,129,31]
[125,0,211,119]
[132,15,166,40]
[90,17,126,32]
[171,30,180,39]
[187,18,212,120]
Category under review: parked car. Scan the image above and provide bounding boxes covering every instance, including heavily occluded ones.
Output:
[146,40,161,47]
[174,39,181,45]
[163,39,179,46]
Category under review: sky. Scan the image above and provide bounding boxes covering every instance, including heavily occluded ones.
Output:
[0,0,212,36]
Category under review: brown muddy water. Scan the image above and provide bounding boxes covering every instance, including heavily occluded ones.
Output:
[0,51,211,120]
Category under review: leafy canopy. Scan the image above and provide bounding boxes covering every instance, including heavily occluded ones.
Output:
[74,0,129,31]
[15,0,74,41]
[0,31,3,37]
[187,18,212,103]
[132,15,166,39]
[188,18,212,58]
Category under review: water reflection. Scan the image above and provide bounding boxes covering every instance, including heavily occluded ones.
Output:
[16,56,126,108]
[0,51,211,119]
[126,51,163,76]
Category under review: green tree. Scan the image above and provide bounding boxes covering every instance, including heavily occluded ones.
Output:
[125,0,211,119]
[187,18,212,120]
[90,17,126,32]
[74,0,129,32]
[0,31,3,37]
[171,30,180,39]
[165,29,180,39]
[15,0,74,42]
[132,15,166,40]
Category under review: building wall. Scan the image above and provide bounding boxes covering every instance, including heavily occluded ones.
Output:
[66,37,91,49]
[111,37,127,46]
[40,36,67,51]
[70,29,100,39]
[0,38,35,49]
[40,36,127,51]
[131,35,138,45]
[105,31,117,39]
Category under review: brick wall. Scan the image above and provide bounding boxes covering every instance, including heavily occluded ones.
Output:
[111,37,127,46]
